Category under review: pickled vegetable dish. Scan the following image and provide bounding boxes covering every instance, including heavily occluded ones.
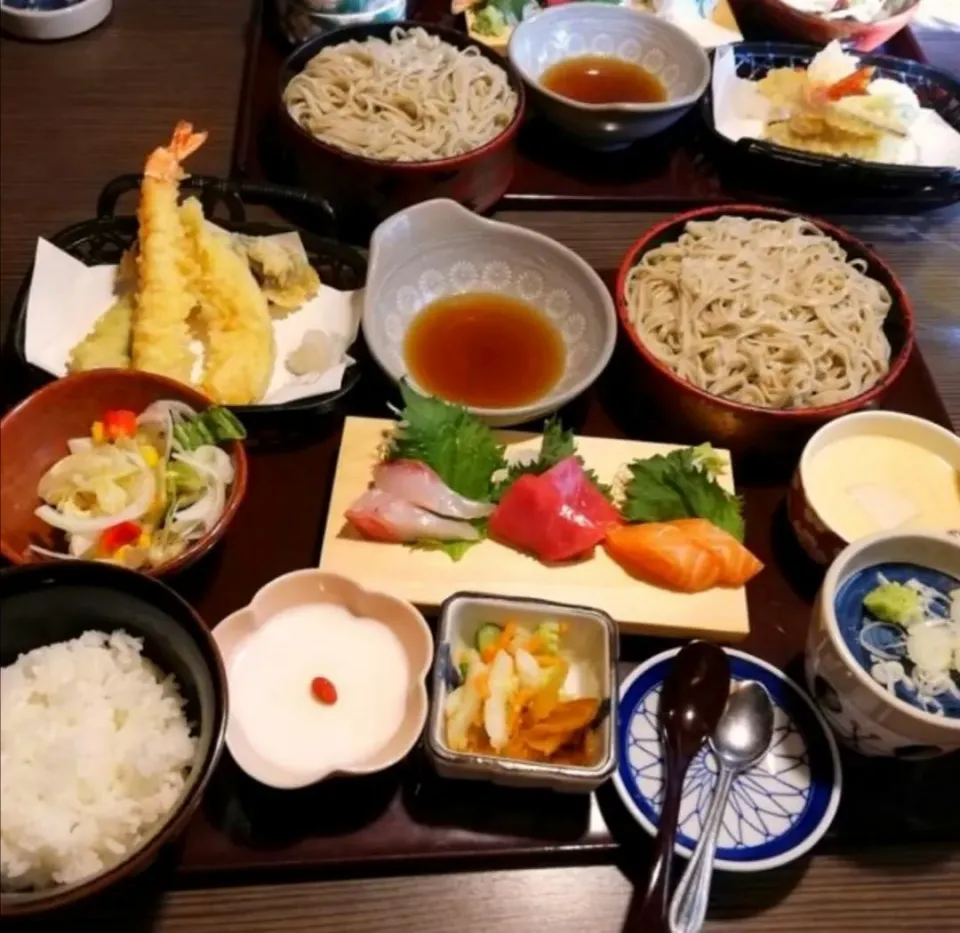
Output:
[444,619,606,766]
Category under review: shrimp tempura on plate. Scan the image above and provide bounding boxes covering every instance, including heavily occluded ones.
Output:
[132,121,206,384]
[180,198,275,405]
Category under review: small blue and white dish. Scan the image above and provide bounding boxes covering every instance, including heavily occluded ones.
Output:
[613,647,842,872]
[278,0,407,45]
[1,0,111,40]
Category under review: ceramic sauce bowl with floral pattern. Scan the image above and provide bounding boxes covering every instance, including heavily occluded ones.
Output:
[508,4,711,150]
[806,530,960,759]
[362,198,617,426]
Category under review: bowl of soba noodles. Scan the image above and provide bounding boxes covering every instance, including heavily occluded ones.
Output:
[613,204,915,457]
[277,23,526,240]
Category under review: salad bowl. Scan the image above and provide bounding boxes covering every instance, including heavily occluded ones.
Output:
[0,370,248,577]
[748,0,920,52]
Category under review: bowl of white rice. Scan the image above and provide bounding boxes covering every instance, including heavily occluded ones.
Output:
[0,563,227,916]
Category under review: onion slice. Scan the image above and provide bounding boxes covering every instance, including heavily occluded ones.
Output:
[34,451,156,535]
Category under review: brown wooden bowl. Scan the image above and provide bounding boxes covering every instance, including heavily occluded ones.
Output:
[614,204,915,458]
[0,370,248,576]
[277,21,526,240]
[748,0,920,52]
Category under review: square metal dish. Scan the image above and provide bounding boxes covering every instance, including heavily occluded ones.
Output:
[425,592,619,793]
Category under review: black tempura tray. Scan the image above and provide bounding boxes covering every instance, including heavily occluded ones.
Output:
[3,175,368,441]
[702,42,960,207]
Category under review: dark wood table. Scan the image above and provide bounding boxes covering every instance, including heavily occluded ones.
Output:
[1,2,958,931]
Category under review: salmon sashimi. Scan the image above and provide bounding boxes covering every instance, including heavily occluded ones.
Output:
[605,522,722,593]
[346,488,479,544]
[373,460,494,521]
[489,457,619,563]
[668,519,764,587]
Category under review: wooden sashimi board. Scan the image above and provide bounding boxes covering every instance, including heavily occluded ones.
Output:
[318,417,750,640]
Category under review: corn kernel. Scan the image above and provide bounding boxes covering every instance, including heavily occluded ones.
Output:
[137,531,152,549]
[140,445,159,467]
[91,421,106,444]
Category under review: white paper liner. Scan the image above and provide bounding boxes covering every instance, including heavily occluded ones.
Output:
[23,236,363,407]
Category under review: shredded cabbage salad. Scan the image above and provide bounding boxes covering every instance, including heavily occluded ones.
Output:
[859,574,960,718]
[33,400,245,571]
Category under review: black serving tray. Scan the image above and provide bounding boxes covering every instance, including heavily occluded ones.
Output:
[5,175,368,434]
[701,42,960,208]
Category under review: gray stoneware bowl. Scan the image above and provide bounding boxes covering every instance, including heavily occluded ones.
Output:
[362,199,617,427]
[508,4,711,150]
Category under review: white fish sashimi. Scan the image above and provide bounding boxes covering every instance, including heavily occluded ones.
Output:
[373,460,494,520]
[345,488,480,543]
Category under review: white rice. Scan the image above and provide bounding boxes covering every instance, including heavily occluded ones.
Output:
[0,631,197,890]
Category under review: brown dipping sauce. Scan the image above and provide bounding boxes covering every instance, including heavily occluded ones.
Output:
[540,54,667,105]
[403,292,565,409]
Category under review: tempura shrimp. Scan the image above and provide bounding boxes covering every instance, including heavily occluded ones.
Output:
[131,121,207,384]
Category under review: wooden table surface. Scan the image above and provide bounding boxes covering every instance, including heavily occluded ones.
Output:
[1,2,958,931]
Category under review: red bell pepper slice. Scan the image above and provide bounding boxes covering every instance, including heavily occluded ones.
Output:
[103,410,138,440]
[100,521,142,554]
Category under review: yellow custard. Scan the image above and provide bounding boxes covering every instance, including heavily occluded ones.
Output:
[805,433,960,542]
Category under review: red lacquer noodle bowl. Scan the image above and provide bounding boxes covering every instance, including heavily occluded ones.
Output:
[614,204,915,457]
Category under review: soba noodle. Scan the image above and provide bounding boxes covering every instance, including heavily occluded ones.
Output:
[623,216,894,409]
[283,27,519,163]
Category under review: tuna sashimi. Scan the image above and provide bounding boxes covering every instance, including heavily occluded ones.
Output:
[490,475,603,562]
[489,458,619,563]
[668,519,764,587]
[373,459,494,520]
[540,457,622,530]
[346,488,479,543]
[604,522,722,593]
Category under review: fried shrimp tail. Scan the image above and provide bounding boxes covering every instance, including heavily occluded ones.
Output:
[180,198,275,404]
[131,121,207,384]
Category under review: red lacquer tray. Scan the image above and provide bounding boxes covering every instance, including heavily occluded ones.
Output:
[164,270,959,883]
[232,0,935,217]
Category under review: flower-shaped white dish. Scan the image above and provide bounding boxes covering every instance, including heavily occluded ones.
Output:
[362,199,617,427]
[508,4,711,150]
[212,569,433,789]
[614,647,842,871]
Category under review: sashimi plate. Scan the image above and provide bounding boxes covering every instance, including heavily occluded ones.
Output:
[613,648,842,871]
[317,417,751,640]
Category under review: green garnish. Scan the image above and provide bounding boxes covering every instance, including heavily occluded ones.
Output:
[863,582,924,626]
[174,407,247,452]
[472,2,507,36]
[164,460,205,504]
[493,416,612,501]
[622,444,744,541]
[387,380,506,502]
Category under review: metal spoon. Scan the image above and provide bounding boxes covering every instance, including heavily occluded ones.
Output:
[628,642,731,933]
[668,681,775,933]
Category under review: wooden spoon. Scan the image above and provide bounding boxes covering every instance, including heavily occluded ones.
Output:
[625,641,731,933]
